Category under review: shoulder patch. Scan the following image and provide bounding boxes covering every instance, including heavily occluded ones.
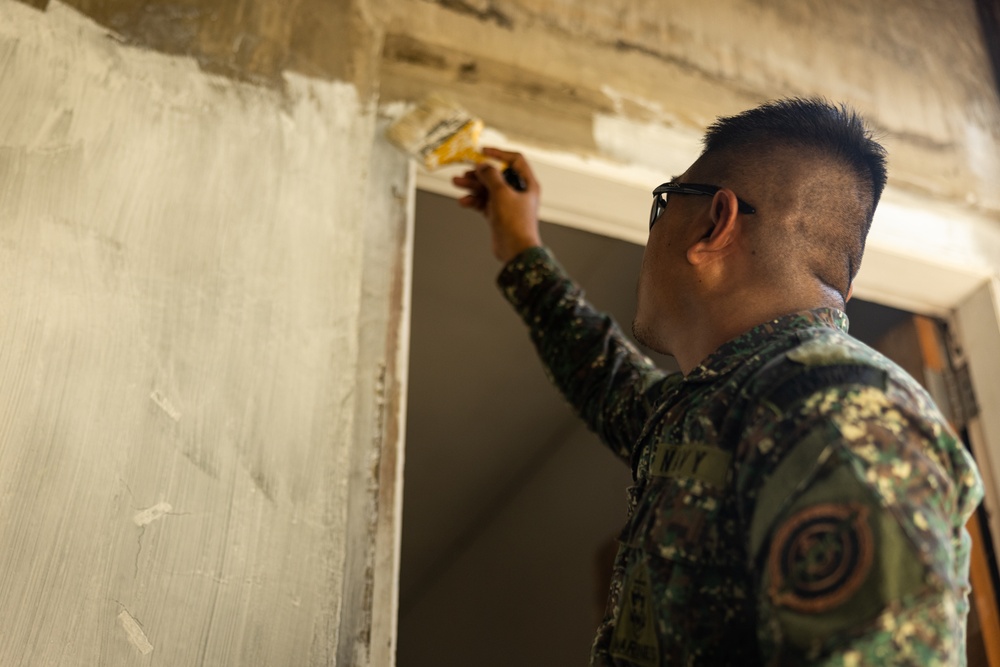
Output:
[756,457,934,652]
[768,502,873,613]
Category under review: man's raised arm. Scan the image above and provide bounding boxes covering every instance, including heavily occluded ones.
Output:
[453,148,675,462]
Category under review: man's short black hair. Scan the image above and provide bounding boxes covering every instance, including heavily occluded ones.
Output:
[701,98,888,296]
[703,98,887,214]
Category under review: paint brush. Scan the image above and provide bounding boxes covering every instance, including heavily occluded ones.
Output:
[386,95,527,191]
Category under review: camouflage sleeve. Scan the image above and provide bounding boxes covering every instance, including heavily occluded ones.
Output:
[496,246,675,461]
[737,382,983,666]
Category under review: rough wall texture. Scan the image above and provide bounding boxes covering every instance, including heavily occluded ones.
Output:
[378,0,1000,214]
[0,1,395,664]
[25,0,385,95]
[16,0,999,217]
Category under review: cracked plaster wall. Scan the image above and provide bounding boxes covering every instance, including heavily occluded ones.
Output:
[379,0,1000,214]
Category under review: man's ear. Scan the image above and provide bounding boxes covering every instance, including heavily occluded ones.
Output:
[686,188,740,265]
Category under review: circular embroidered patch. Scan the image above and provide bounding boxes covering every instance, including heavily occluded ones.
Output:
[768,502,873,613]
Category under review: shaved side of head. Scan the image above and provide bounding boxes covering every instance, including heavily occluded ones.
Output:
[691,99,888,301]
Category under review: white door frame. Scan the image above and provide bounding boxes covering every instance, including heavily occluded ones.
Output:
[414,139,1000,557]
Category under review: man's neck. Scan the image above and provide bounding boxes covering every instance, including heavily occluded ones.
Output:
[671,292,843,375]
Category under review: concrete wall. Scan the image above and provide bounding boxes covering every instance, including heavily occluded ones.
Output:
[0,1,407,664]
[1,0,997,664]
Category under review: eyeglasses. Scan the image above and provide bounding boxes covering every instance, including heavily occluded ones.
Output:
[649,182,756,228]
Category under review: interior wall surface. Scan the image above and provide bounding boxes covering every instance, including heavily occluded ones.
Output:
[0,1,407,664]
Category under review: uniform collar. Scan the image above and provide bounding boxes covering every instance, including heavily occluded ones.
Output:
[682,308,849,383]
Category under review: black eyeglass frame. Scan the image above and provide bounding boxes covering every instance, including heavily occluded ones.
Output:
[649,182,756,228]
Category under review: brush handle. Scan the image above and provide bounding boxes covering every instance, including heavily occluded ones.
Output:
[503,166,528,192]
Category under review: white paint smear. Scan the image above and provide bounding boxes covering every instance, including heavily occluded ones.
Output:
[133,502,173,527]
[118,610,153,655]
[150,391,181,421]
[592,113,702,177]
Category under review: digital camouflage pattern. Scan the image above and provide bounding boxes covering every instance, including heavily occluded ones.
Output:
[497,246,983,666]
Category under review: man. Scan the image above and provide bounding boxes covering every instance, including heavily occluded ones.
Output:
[453,99,984,665]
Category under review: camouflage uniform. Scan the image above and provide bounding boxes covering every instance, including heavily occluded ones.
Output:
[497,247,984,666]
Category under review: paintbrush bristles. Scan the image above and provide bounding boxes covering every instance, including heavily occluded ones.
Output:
[386,95,487,169]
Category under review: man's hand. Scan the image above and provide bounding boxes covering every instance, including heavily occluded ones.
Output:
[452,147,542,264]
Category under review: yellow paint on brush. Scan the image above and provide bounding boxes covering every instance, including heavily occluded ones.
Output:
[423,118,485,169]
[386,95,487,169]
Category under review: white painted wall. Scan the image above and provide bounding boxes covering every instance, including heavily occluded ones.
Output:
[0,2,400,663]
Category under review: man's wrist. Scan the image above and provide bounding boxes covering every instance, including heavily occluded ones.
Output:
[498,240,543,266]
[498,245,549,277]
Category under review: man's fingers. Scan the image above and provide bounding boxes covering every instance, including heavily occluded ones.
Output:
[453,169,480,184]
[474,162,509,191]
[481,147,521,163]
[453,171,488,207]
[457,194,480,209]
[481,147,536,185]
[452,172,483,192]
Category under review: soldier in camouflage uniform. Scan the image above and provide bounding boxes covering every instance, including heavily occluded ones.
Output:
[452,99,983,666]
